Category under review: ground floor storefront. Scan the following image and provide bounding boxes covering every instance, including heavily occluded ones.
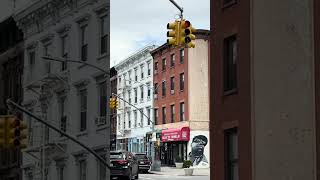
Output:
[159,127,190,166]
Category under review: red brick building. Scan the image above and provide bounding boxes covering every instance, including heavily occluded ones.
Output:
[210,0,320,179]
[151,30,210,167]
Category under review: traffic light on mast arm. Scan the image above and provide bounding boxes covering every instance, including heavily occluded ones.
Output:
[109,97,119,110]
[167,20,180,46]
[180,20,196,48]
[0,115,27,149]
[7,116,28,149]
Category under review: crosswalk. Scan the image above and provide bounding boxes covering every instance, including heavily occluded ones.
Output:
[139,174,207,180]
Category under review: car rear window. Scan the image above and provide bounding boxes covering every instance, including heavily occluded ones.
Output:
[110,153,125,159]
[135,154,148,160]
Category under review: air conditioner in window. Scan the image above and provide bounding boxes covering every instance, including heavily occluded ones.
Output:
[95,116,107,126]
[170,90,175,94]
[154,94,158,99]
[154,70,158,74]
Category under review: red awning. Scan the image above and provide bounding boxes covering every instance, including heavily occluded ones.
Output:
[161,127,190,142]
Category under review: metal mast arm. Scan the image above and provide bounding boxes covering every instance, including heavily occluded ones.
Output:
[6,99,110,169]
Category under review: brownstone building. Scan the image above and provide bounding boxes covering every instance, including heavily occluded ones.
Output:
[0,17,24,180]
[151,30,210,167]
[210,0,320,179]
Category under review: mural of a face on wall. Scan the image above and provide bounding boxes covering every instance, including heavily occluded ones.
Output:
[189,135,208,166]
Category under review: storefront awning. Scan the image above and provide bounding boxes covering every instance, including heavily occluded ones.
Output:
[161,127,190,142]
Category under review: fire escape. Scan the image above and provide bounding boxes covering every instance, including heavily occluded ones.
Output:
[23,67,69,179]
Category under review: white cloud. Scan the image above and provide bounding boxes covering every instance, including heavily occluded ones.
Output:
[110,0,210,67]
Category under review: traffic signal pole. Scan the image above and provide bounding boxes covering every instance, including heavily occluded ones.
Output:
[169,0,183,19]
[6,99,110,169]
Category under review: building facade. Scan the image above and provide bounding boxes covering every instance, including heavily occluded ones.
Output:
[115,45,156,154]
[14,0,110,180]
[0,16,24,180]
[110,67,117,151]
[210,0,319,179]
[151,30,210,167]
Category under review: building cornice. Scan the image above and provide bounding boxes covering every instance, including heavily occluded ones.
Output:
[13,0,100,36]
[115,45,156,72]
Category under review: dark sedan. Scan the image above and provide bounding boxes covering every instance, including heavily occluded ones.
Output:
[110,151,139,180]
[133,153,152,173]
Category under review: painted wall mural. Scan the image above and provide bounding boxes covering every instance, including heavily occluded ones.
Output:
[189,134,209,167]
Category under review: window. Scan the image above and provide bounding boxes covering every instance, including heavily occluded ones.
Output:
[154,83,158,95]
[180,102,185,121]
[180,49,184,63]
[147,107,151,125]
[57,166,64,180]
[141,65,144,79]
[118,115,121,129]
[99,82,107,118]
[140,109,144,127]
[180,73,185,91]
[224,35,237,92]
[128,90,131,104]
[162,58,166,71]
[147,61,151,75]
[147,83,151,98]
[162,107,166,124]
[134,110,137,128]
[59,97,67,134]
[123,73,127,86]
[134,88,138,103]
[118,76,121,85]
[79,160,87,180]
[154,109,158,125]
[79,89,87,131]
[170,54,175,67]
[123,113,126,129]
[134,68,138,81]
[170,105,175,123]
[127,111,131,128]
[61,35,68,71]
[140,86,144,100]
[128,70,132,84]
[155,62,158,72]
[44,44,51,73]
[100,15,108,54]
[170,76,175,92]
[80,25,88,61]
[162,81,166,97]
[225,128,239,180]
[29,51,35,78]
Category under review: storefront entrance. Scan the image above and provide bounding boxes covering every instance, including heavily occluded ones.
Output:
[161,141,188,166]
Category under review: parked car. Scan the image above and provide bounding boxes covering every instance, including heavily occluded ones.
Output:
[133,153,152,173]
[110,151,139,180]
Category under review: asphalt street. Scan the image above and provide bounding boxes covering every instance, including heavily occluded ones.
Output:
[139,173,210,180]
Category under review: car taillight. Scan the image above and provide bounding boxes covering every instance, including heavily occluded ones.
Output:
[116,160,128,165]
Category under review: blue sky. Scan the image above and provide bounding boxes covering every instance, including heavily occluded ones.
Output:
[110,0,210,67]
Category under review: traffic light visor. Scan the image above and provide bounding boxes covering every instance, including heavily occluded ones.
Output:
[167,22,176,29]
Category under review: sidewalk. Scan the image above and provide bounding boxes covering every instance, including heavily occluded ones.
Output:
[149,166,210,176]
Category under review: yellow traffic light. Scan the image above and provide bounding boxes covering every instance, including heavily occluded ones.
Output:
[7,117,28,149]
[109,97,114,109]
[167,20,180,46]
[180,20,196,48]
